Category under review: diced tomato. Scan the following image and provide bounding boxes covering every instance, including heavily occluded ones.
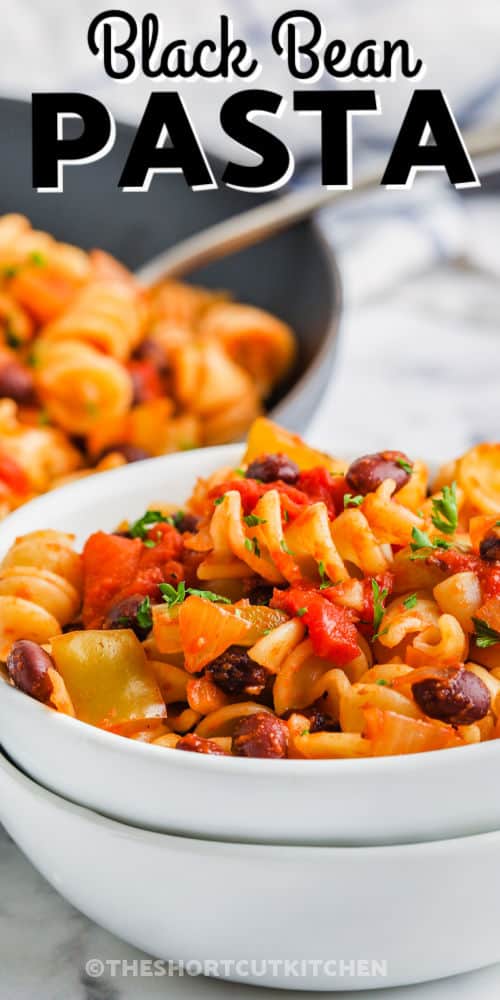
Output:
[117,560,184,604]
[82,531,143,627]
[272,586,360,665]
[127,360,164,403]
[297,468,347,517]
[359,572,395,628]
[478,564,500,603]
[428,548,478,576]
[209,478,309,519]
[0,452,30,496]
[142,522,183,563]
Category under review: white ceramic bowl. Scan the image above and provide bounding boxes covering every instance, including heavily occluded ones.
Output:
[1,445,500,848]
[2,749,500,992]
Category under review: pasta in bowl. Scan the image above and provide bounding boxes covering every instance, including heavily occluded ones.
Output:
[0,418,499,845]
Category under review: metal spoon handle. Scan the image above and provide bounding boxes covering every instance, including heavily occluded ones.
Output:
[136,122,500,285]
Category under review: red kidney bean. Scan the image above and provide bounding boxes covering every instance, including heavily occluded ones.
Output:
[206,646,268,696]
[346,450,412,495]
[412,666,491,725]
[232,712,289,758]
[0,360,35,405]
[245,453,299,484]
[6,640,54,702]
[103,593,152,641]
[480,529,500,563]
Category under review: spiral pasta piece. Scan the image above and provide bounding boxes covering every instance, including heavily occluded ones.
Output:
[0,214,91,322]
[40,280,145,361]
[199,302,296,397]
[0,529,82,657]
[34,339,133,434]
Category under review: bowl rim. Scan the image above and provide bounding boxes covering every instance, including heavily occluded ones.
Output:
[1,441,495,777]
[2,670,499,775]
[2,745,500,854]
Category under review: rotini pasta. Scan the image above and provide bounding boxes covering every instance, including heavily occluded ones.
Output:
[0,529,82,658]
[3,419,499,758]
[0,215,296,515]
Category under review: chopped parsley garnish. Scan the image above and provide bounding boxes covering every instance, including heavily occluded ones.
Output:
[214,495,226,506]
[396,457,413,476]
[2,265,19,279]
[129,510,170,541]
[403,593,418,610]
[280,538,294,555]
[243,514,267,527]
[343,493,363,509]
[376,678,389,686]
[244,537,261,557]
[431,482,458,536]
[371,578,389,641]
[410,526,452,560]
[296,607,308,617]
[159,581,230,608]
[159,581,186,608]
[472,617,500,649]
[38,409,50,426]
[187,588,231,604]
[300,728,310,736]
[234,467,246,477]
[136,596,153,630]
[5,322,21,348]
[29,251,46,267]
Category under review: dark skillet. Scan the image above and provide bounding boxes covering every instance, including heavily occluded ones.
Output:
[0,97,342,432]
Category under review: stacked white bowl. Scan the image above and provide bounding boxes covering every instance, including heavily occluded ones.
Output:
[1,448,500,991]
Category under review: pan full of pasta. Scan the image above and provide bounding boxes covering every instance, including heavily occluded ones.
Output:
[0,212,301,519]
[0,418,499,846]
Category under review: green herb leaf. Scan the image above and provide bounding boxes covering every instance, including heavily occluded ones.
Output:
[244,537,261,557]
[396,457,413,476]
[29,251,46,268]
[159,581,186,608]
[318,559,328,584]
[296,607,308,617]
[38,409,50,427]
[129,510,170,541]
[2,265,19,280]
[410,526,452,560]
[403,593,418,610]
[376,678,389,686]
[214,495,226,506]
[243,514,267,527]
[187,588,231,604]
[371,578,389,641]
[280,538,294,556]
[472,617,500,649]
[5,322,21,348]
[136,597,153,631]
[300,728,310,736]
[343,493,363,509]
[431,482,458,536]
[234,467,246,478]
